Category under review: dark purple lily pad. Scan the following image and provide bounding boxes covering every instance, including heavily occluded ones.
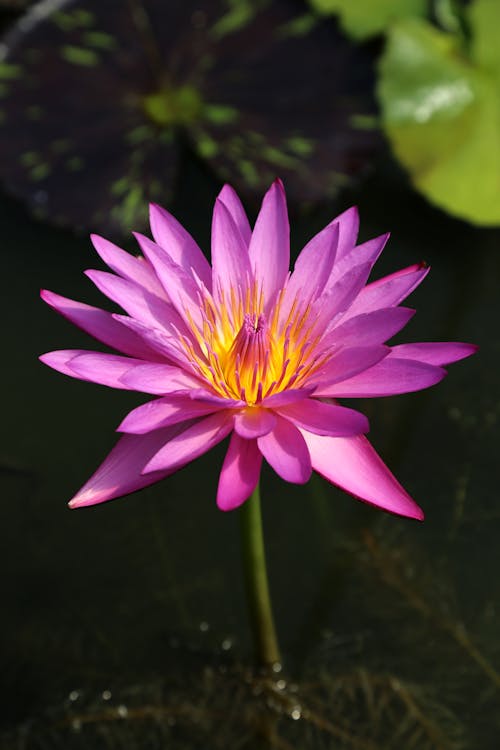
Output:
[0,0,380,235]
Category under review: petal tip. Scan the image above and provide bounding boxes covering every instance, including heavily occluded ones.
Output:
[40,288,55,304]
[400,501,424,521]
[68,492,92,509]
[68,485,116,508]
[218,183,237,198]
[339,205,359,225]
[216,494,236,512]
[465,343,479,357]
[148,202,163,218]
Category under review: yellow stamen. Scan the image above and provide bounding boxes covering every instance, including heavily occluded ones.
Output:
[178,282,322,405]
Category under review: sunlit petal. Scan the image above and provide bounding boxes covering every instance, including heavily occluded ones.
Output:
[217,434,262,511]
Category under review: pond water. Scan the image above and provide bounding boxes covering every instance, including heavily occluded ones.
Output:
[0,154,497,749]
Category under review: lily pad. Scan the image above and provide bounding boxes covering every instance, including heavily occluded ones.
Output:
[0,0,380,236]
[309,0,427,40]
[467,0,500,71]
[378,11,500,226]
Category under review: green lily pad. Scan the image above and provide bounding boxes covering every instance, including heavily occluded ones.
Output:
[467,0,500,71]
[0,0,380,236]
[378,13,500,226]
[309,0,426,40]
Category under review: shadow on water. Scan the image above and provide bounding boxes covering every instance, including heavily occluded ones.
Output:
[1,153,499,748]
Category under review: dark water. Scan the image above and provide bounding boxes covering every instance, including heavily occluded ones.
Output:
[1,160,498,749]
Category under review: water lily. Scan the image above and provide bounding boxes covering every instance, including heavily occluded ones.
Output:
[40,180,476,519]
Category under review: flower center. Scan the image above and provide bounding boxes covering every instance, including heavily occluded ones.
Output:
[181,282,327,405]
[222,313,274,403]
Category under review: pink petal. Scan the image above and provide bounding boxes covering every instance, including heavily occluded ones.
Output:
[335,206,360,259]
[149,203,212,288]
[313,262,373,328]
[257,416,311,484]
[291,221,338,294]
[65,351,146,388]
[323,307,415,348]
[40,350,158,390]
[118,394,233,434]
[40,290,161,360]
[113,315,192,369]
[211,198,252,300]
[305,206,358,266]
[302,431,423,519]
[143,411,233,473]
[248,179,289,305]
[390,342,478,366]
[310,346,389,388]
[234,408,277,439]
[325,232,389,291]
[217,433,262,511]
[39,350,84,379]
[261,388,314,407]
[132,234,203,329]
[69,426,184,508]
[276,399,369,437]
[345,263,430,318]
[120,362,205,394]
[84,269,178,331]
[316,357,446,397]
[217,184,251,246]
[188,389,243,407]
[90,234,164,297]
[280,222,338,322]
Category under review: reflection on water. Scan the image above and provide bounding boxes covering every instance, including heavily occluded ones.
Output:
[0,162,498,748]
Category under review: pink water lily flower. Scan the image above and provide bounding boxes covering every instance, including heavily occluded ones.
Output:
[40,180,476,519]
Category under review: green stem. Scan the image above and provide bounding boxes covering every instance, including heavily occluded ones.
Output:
[239,483,281,668]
